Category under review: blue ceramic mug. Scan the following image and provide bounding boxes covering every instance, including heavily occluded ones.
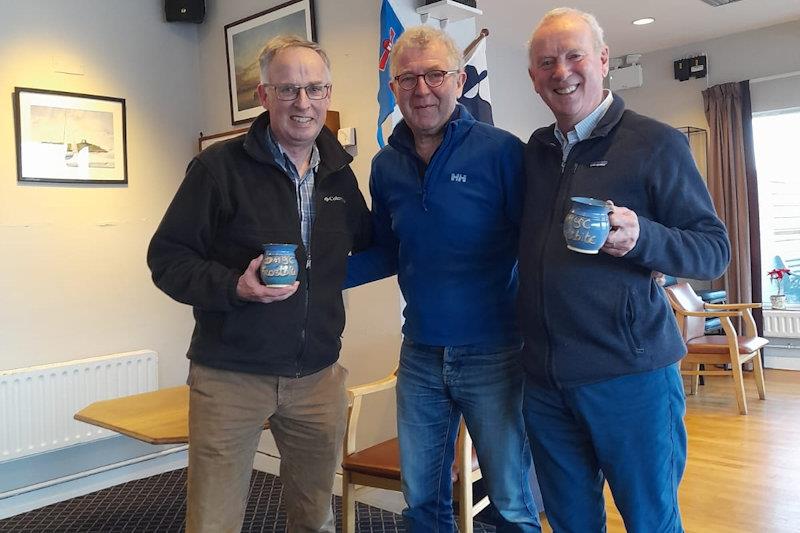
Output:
[563,197,613,254]
[260,243,299,287]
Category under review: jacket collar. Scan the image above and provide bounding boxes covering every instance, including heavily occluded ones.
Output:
[243,111,353,175]
[387,104,476,155]
[530,93,626,148]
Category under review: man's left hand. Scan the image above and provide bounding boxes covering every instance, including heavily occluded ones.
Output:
[601,201,639,257]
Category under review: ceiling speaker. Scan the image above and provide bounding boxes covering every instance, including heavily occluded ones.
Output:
[165,0,205,23]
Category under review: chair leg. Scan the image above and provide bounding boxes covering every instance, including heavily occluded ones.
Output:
[753,351,767,400]
[342,471,356,533]
[731,361,749,415]
[456,477,473,533]
[682,362,700,395]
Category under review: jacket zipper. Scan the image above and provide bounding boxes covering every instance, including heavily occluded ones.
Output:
[294,159,345,378]
[295,181,316,378]
[540,144,578,389]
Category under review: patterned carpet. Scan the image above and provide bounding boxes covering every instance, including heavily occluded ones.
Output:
[0,469,496,532]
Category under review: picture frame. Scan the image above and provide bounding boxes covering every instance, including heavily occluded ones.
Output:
[224,0,317,125]
[13,87,128,184]
[198,127,248,152]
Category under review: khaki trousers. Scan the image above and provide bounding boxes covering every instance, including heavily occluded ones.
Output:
[186,362,349,533]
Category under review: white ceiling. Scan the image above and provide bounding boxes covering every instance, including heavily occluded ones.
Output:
[479,0,800,57]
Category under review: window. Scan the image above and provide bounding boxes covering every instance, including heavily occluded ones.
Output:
[754,108,800,305]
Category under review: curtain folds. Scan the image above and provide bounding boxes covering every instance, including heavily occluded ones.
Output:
[702,81,761,318]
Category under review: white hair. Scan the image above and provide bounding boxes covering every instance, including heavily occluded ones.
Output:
[528,7,606,56]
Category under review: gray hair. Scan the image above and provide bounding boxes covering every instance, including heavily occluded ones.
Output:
[258,35,331,83]
[528,7,606,55]
[389,25,463,78]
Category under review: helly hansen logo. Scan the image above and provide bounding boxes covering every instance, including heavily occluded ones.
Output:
[324,196,345,203]
[450,173,467,183]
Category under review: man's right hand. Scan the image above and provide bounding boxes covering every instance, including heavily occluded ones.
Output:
[236,255,299,303]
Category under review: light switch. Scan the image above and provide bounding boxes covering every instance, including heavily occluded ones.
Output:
[337,127,356,147]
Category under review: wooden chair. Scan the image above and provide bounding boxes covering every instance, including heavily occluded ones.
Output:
[341,369,489,533]
[664,282,767,414]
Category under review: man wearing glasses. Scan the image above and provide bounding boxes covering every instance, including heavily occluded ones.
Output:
[148,36,370,532]
[346,26,540,531]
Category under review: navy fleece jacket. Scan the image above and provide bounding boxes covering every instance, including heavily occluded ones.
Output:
[345,105,524,346]
[518,95,730,388]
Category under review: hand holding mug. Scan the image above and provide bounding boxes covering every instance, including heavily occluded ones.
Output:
[601,201,640,257]
[237,255,299,304]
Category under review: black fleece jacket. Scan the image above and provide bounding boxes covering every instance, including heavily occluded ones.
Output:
[518,95,730,388]
[148,112,371,377]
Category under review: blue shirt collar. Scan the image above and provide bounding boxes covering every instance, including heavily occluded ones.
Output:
[265,126,320,177]
[554,89,614,148]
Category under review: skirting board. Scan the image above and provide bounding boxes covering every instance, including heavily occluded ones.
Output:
[764,354,800,371]
[0,448,187,520]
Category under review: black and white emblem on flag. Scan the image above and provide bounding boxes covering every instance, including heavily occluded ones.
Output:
[459,36,494,125]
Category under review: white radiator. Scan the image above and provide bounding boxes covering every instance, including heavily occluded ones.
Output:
[763,310,800,339]
[0,350,158,463]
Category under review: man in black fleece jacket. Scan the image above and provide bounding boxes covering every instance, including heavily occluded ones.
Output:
[518,8,730,533]
[147,36,370,533]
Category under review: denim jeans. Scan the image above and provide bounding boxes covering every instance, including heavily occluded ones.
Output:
[523,363,686,533]
[397,338,541,532]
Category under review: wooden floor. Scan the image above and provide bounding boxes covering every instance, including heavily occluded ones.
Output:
[542,369,800,532]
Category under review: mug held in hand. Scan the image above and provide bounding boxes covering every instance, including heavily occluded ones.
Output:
[563,197,613,254]
[260,243,299,287]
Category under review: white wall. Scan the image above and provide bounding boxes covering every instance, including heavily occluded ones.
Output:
[0,1,199,387]
[619,19,800,129]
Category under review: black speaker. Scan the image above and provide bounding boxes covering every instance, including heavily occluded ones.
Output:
[165,0,205,23]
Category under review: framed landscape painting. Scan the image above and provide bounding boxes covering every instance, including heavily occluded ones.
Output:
[224,0,316,125]
[13,87,128,184]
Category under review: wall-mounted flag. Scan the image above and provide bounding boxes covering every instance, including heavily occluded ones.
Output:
[376,0,404,147]
[459,29,494,125]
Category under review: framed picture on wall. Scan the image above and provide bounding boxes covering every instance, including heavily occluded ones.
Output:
[13,87,128,184]
[198,127,248,152]
[224,0,317,125]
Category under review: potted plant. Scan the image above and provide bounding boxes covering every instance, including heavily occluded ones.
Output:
[768,268,792,309]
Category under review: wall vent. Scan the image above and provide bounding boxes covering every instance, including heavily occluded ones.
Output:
[699,0,744,6]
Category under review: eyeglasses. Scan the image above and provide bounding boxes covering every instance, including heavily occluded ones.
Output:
[264,83,332,101]
[394,69,459,91]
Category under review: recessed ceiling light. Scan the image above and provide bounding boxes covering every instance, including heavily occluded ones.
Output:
[632,17,655,26]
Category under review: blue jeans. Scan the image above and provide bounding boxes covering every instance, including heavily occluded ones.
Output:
[523,363,687,533]
[397,338,541,532]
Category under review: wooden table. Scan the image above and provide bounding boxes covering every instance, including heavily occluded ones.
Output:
[74,385,270,445]
[74,385,192,444]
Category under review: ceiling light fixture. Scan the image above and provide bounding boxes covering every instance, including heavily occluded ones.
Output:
[632,17,655,26]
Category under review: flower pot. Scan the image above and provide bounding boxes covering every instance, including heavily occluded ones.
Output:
[770,294,787,310]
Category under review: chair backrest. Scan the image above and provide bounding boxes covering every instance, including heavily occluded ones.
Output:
[665,282,707,341]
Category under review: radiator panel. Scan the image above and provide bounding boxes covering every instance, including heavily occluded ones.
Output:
[0,350,158,462]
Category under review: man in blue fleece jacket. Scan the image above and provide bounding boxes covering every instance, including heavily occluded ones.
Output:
[346,26,540,532]
[519,8,730,533]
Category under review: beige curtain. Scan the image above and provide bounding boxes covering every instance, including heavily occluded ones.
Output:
[702,81,759,308]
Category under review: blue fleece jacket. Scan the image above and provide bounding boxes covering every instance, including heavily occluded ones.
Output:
[345,105,524,346]
[518,95,730,388]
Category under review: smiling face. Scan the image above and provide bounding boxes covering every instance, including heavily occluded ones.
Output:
[390,40,466,140]
[257,46,331,152]
[528,15,609,133]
